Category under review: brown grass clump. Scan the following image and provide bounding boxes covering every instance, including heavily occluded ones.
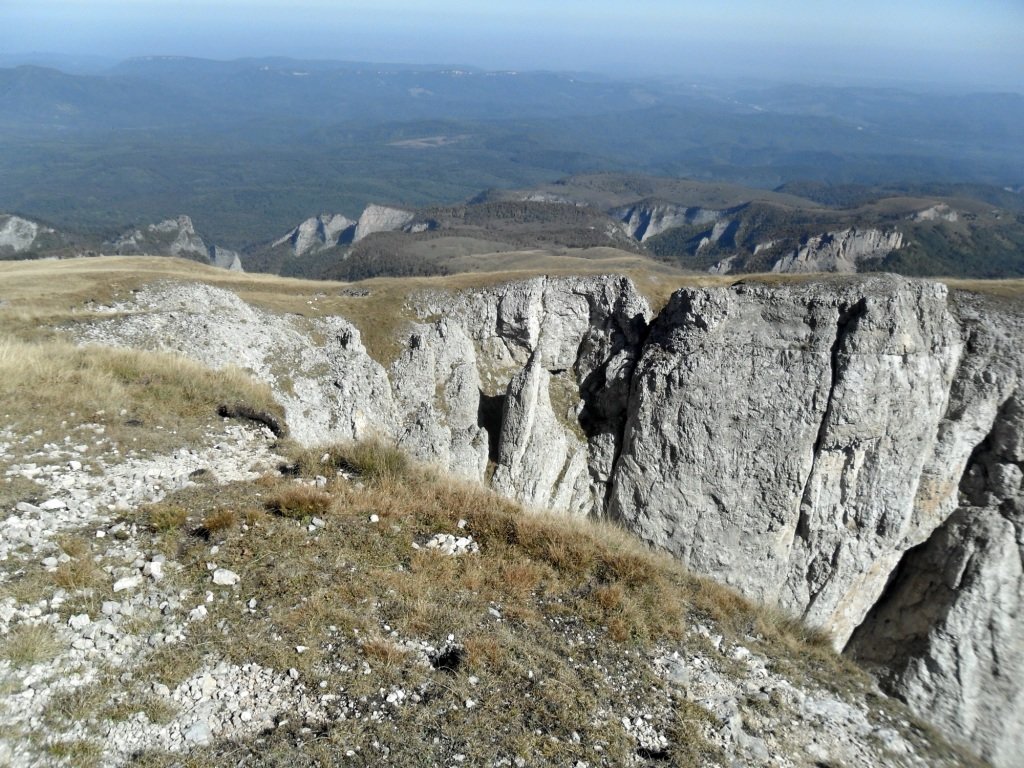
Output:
[52,557,105,592]
[267,484,334,519]
[198,508,238,537]
[360,638,410,669]
[146,504,189,533]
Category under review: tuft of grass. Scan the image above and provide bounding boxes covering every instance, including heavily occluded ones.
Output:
[44,683,112,723]
[286,438,411,487]
[45,739,104,767]
[267,484,334,519]
[0,475,44,510]
[145,504,189,533]
[198,508,238,537]
[0,624,61,667]
[360,638,411,669]
[52,556,105,592]
[102,693,178,725]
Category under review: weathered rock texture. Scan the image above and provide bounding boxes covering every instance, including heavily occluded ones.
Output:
[353,204,415,243]
[108,216,209,260]
[710,228,904,275]
[79,273,1023,766]
[0,214,52,253]
[615,201,727,242]
[209,245,244,271]
[104,216,241,270]
[272,213,355,256]
[769,228,904,273]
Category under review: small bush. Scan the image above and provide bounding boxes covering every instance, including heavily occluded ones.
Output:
[268,485,333,519]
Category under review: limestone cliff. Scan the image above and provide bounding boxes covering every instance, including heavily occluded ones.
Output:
[79,273,1023,766]
[615,201,727,242]
[108,215,210,260]
[353,204,415,243]
[272,213,355,256]
[710,228,905,274]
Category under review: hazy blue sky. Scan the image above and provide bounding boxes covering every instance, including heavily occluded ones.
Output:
[2,0,1022,89]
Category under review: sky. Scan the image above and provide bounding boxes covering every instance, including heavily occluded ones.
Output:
[2,0,1022,90]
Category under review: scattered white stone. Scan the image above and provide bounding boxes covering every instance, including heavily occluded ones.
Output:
[212,568,240,586]
[189,605,209,622]
[425,533,479,556]
[68,613,91,630]
[143,560,164,581]
[113,575,143,593]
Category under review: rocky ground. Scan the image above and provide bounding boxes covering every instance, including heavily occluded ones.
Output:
[0,411,978,767]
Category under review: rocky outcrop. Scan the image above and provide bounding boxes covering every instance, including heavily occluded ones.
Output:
[847,357,1024,768]
[105,216,243,271]
[0,214,53,253]
[77,283,396,445]
[272,213,355,256]
[605,277,1022,765]
[78,272,1023,765]
[911,204,959,223]
[615,201,726,242]
[609,277,962,639]
[708,228,905,275]
[108,216,209,260]
[209,245,243,271]
[397,275,651,513]
[353,204,415,243]
[770,228,904,273]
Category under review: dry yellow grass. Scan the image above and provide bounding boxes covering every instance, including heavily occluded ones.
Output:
[0,334,283,459]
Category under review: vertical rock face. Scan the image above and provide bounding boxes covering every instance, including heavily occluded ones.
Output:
[770,228,904,273]
[398,275,651,513]
[609,277,965,648]
[352,204,415,243]
[615,201,725,241]
[209,245,244,271]
[108,215,210,260]
[273,213,355,256]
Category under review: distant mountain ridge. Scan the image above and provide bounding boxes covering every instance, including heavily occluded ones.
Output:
[6,174,1024,280]
[0,56,1021,250]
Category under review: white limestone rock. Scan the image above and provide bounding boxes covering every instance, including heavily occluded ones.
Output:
[608,276,963,645]
[273,213,355,256]
[352,204,415,243]
[769,228,904,273]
